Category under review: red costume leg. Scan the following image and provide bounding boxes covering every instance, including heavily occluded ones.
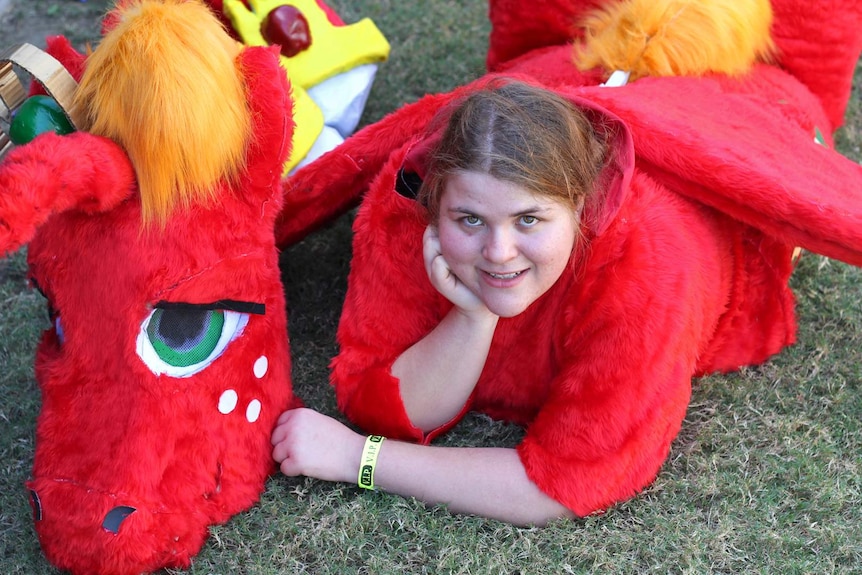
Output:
[769,0,862,131]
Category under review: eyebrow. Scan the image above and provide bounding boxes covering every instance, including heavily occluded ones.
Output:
[154,300,266,315]
[447,205,552,217]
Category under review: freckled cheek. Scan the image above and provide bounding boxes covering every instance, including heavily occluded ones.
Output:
[438,232,483,288]
[543,256,570,284]
[528,234,575,277]
[438,228,479,267]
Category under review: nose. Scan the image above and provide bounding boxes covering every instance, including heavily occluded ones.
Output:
[102,505,137,534]
[482,227,518,263]
[26,480,206,574]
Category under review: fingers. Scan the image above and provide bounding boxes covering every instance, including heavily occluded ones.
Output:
[279,458,302,477]
[271,432,291,464]
[423,225,455,293]
[422,225,442,270]
[271,408,306,466]
[272,408,297,445]
[423,224,439,243]
[276,406,299,426]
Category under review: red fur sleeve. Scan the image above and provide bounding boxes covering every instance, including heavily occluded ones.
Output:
[517,174,732,516]
[329,143,467,442]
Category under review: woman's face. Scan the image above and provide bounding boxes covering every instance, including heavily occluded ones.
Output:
[436,170,578,318]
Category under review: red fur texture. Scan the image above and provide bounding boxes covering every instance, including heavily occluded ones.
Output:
[486,0,862,129]
[770,0,862,130]
[285,1,862,516]
[486,0,606,71]
[0,43,299,575]
[0,133,134,256]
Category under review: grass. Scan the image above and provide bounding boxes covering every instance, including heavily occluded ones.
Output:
[1,1,861,574]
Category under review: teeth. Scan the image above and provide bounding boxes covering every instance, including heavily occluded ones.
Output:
[488,271,522,279]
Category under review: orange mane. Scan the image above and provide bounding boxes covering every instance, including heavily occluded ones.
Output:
[73,0,251,225]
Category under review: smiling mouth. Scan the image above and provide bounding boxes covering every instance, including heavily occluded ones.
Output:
[485,270,524,280]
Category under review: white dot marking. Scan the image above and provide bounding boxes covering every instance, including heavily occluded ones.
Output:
[246,399,262,423]
[218,390,238,414]
[253,355,268,379]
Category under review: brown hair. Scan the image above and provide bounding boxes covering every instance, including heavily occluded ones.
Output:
[419,80,608,222]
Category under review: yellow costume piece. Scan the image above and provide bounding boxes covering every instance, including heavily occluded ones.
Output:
[223,0,390,171]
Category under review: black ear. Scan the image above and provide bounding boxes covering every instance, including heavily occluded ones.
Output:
[395,167,424,200]
[392,114,447,201]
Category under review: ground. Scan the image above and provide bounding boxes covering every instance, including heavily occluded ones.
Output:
[0,0,110,52]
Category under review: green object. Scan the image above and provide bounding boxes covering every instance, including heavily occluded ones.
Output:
[8,95,76,145]
[147,308,226,367]
[814,126,827,147]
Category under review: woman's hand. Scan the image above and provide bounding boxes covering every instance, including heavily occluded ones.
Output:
[390,225,501,431]
[271,408,365,483]
[423,225,488,316]
[273,408,573,525]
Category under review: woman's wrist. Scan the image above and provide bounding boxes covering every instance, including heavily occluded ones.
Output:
[335,428,367,484]
[451,304,499,332]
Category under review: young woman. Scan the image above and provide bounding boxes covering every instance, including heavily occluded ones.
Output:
[271,79,802,525]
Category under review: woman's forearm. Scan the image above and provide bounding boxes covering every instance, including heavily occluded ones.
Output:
[273,408,571,526]
[373,440,573,526]
[392,307,498,432]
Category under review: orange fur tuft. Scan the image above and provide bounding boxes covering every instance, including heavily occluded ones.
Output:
[574,0,775,80]
[73,0,250,225]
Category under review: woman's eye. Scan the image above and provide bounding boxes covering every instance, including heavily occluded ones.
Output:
[520,215,538,226]
[462,215,482,226]
[136,307,249,377]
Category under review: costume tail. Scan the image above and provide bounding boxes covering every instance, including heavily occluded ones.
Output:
[574,0,775,80]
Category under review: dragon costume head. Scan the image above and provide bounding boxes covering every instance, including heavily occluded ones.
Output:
[0,1,298,573]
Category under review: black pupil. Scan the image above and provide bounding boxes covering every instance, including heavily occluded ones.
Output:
[154,308,209,348]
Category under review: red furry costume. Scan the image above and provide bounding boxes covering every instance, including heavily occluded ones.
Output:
[280,0,862,516]
[0,0,390,571]
[0,2,302,573]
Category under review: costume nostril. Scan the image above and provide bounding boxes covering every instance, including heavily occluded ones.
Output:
[29,490,43,521]
[102,506,136,535]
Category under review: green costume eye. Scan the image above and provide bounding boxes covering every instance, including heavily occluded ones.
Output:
[146,308,225,367]
[136,306,249,378]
